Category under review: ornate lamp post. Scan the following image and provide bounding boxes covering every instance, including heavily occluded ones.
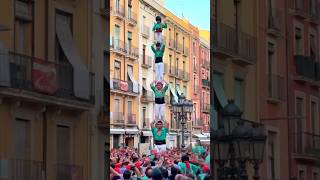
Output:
[213,100,266,180]
[172,94,193,150]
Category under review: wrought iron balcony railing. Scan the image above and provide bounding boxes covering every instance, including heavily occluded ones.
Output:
[202,79,210,87]
[127,11,137,26]
[112,78,140,95]
[141,25,150,38]
[110,37,126,54]
[1,52,95,103]
[113,4,125,19]
[141,55,153,68]
[111,112,125,124]
[292,132,320,155]
[127,113,137,125]
[126,44,139,60]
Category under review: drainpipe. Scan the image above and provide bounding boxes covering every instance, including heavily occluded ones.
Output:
[42,110,47,180]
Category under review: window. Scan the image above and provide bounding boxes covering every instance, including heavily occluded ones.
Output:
[193,57,196,70]
[143,44,146,63]
[175,33,179,48]
[313,172,319,180]
[176,58,179,73]
[142,107,147,128]
[128,0,132,19]
[194,75,197,94]
[295,28,303,55]
[183,85,187,96]
[183,37,185,52]
[296,97,304,153]
[128,100,132,114]
[56,125,71,164]
[127,64,133,82]
[128,31,132,53]
[202,91,206,107]
[114,98,120,112]
[14,19,32,54]
[169,28,172,45]
[311,101,319,135]
[193,42,196,55]
[15,119,31,160]
[183,61,185,73]
[194,103,197,123]
[169,55,172,72]
[116,0,120,11]
[114,61,121,79]
[268,43,275,97]
[299,170,305,180]
[310,34,316,60]
[113,135,120,148]
[268,132,276,180]
[115,25,120,48]
[235,78,244,110]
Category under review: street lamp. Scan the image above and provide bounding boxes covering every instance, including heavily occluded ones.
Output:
[213,100,266,180]
[172,94,193,150]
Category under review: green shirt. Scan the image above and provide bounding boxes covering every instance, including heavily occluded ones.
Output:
[141,176,149,180]
[193,145,206,155]
[150,84,168,98]
[151,44,165,58]
[152,127,168,141]
[178,162,199,176]
[205,155,210,166]
[152,22,168,32]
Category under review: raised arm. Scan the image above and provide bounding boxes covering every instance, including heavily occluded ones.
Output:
[151,44,156,53]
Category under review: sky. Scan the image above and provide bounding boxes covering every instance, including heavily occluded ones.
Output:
[163,0,210,31]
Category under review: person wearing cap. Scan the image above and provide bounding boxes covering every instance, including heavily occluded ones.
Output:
[150,80,168,121]
[151,42,166,81]
[150,119,169,154]
[152,16,167,44]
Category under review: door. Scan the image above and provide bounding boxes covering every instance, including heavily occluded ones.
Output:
[115,25,120,48]
[128,100,133,123]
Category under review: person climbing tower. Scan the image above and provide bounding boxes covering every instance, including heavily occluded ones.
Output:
[151,42,166,81]
[150,80,168,121]
[152,16,167,44]
[150,120,169,153]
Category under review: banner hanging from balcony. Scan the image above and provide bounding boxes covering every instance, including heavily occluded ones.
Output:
[32,60,58,94]
[120,80,128,91]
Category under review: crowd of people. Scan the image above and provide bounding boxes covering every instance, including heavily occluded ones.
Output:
[110,142,211,180]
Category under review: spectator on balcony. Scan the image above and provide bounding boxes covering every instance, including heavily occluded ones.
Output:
[151,42,166,80]
[150,120,169,153]
[150,80,168,121]
[153,16,167,44]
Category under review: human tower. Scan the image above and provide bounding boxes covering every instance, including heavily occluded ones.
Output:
[150,16,170,153]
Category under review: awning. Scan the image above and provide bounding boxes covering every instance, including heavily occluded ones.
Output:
[127,68,139,93]
[0,43,10,87]
[169,84,178,103]
[125,128,139,134]
[56,14,90,99]
[213,75,228,107]
[193,134,208,139]
[142,131,153,136]
[110,129,125,134]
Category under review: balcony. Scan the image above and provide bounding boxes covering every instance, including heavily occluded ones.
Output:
[293,0,307,18]
[110,37,126,55]
[176,69,183,80]
[111,78,140,96]
[182,71,190,82]
[202,103,210,113]
[202,79,210,88]
[294,55,320,83]
[0,52,95,106]
[268,8,281,35]
[183,47,189,57]
[127,113,137,125]
[213,22,256,65]
[141,25,150,38]
[126,44,139,60]
[167,65,176,77]
[111,112,125,124]
[267,74,285,102]
[292,132,320,160]
[141,55,153,69]
[127,11,137,26]
[141,89,154,103]
[55,164,83,180]
[202,58,210,68]
[113,5,125,20]
[2,159,44,180]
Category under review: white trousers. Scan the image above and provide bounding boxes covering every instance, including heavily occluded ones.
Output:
[154,144,167,153]
[155,103,165,121]
[155,32,164,44]
[155,62,164,81]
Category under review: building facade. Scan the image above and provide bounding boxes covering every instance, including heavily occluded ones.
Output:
[110,0,140,149]
[0,0,98,179]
